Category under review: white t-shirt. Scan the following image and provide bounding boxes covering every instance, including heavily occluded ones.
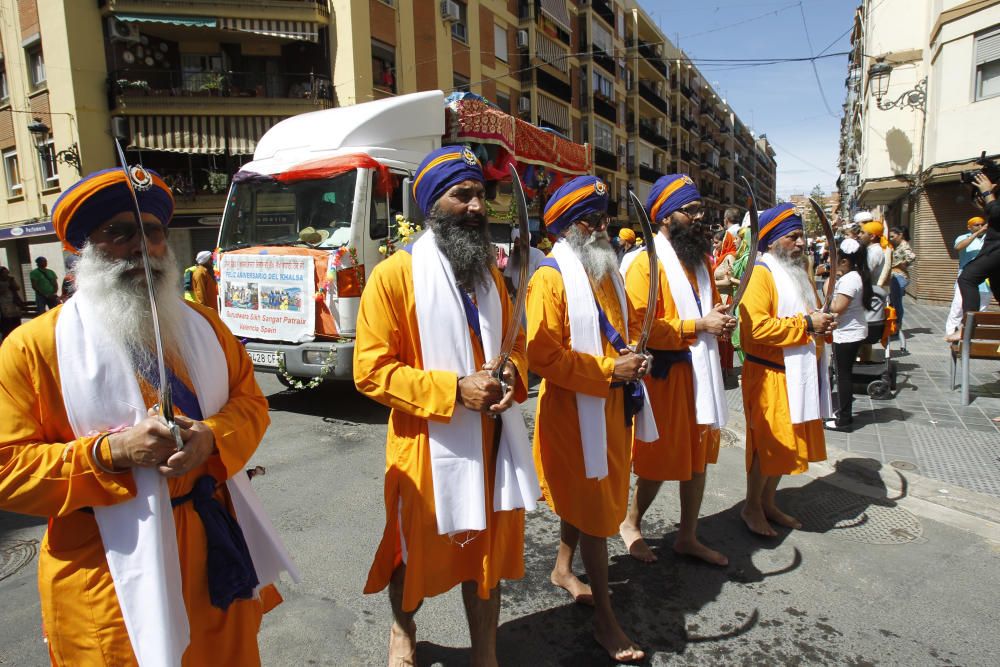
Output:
[865,243,885,279]
[833,270,868,344]
[503,246,546,291]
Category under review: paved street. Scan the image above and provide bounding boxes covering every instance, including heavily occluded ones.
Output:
[2,298,1000,665]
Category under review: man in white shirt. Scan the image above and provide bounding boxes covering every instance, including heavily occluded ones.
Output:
[503,227,546,295]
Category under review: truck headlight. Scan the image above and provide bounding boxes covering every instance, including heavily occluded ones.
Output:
[304,349,335,366]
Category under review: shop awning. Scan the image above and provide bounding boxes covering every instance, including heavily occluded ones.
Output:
[539,0,571,33]
[126,115,285,155]
[116,14,217,29]
[218,17,319,43]
[858,176,911,205]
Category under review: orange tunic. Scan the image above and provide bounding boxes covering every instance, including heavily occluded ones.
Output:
[0,302,275,666]
[353,251,528,613]
[191,265,219,310]
[738,265,827,476]
[527,264,639,538]
[624,252,720,481]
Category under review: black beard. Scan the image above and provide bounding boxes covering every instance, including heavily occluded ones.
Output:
[430,208,495,292]
[669,218,712,271]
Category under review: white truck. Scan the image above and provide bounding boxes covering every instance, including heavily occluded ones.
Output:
[214,90,591,385]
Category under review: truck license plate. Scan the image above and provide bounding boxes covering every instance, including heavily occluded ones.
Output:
[249,351,281,368]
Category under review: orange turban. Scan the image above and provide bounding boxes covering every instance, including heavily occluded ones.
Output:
[52,167,174,253]
[618,227,636,243]
[968,216,985,229]
[862,220,889,248]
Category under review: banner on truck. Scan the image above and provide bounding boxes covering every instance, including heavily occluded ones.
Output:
[219,253,316,343]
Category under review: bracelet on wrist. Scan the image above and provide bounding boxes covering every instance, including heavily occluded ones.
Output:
[91,433,127,475]
[805,314,815,334]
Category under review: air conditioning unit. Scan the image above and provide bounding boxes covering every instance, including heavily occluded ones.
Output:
[441,0,461,22]
[108,17,140,43]
[518,96,530,113]
[517,30,529,49]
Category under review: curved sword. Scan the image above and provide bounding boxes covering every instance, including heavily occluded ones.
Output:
[730,176,760,312]
[112,139,185,451]
[626,190,658,355]
[809,197,838,313]
[492,164,531,393]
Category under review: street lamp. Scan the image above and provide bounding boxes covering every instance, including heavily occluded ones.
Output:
[867,61,926,111]
[26,119,81,174]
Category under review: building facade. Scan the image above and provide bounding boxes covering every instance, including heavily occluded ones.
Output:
[837,0,1000,303]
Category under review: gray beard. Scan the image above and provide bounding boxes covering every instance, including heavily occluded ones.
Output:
[73,244,184,379]
[565,225,618,282]
[429,207,495,293]
[770,245,817,309]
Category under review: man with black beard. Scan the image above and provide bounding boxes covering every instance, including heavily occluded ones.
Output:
[527,175,651,662]
[354,146,536,667]
[0,168,293,665]
[619,174,735,567]
[738,203,836,536]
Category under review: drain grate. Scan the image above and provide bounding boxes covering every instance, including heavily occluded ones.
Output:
[905,424,1000,498]
[788,486,922,544]
[0,539,38,581]
[720,427,741,448]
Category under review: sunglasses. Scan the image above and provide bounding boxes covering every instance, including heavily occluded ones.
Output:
[95,220,169,245]
[677,204,705,218]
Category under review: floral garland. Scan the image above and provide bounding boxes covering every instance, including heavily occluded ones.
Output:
[275,347,337,390]
[315,246,364,302]
[486,199,517,222]
[379,214,422,257]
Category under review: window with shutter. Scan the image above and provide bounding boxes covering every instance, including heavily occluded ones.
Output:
[974,25,1000,101]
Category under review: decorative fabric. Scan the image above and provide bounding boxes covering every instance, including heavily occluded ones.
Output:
[55,295,300,667]
[758,255,833,423]
[647,174,700,224]
[653,233,728,428]
[412,146,484,217]
[410,229,539,536]
[714,230,738,265]
[757,203,803,252]
[543,175,609,235]
[550,240,657,479]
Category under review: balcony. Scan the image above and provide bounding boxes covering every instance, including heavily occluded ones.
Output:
[638,123,669,150]
[591,0,615,27]
[594,146,618,171]
[592,94,616,123]
[592,47,615,76]
[679,84,692,98]
[638,81,667,109]
[639,164,661,183]
[535,30,569,73]
[637,40,667,78]
[537,68,571,101]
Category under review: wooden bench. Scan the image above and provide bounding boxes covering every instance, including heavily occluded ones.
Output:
[950,311,1000,405]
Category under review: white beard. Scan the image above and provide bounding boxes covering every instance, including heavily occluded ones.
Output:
[73,244,185,378]
[771,249,817,310]
[566,225,618,282]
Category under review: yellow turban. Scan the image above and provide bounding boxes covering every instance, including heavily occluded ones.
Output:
[862,220,889,248]
[619,227,636,243]
[968,216,985,229]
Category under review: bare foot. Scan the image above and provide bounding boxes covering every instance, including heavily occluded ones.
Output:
[992,415,1000,423]
[763,504,802,530]
[593,616,645,663]
[388,620,416,667]
[619,520,657,563]
[943,331,961,343]
[550,569,594,606]
[741,505,778,537]
[673,536,729,566]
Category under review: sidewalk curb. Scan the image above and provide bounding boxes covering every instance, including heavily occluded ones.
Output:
[724,417,1000,542]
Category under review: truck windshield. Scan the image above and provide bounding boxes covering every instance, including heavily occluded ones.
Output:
[219,169,358,250]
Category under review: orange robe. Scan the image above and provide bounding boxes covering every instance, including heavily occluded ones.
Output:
[624,252,720,481]
[738,265,827,475]
[353,251,528,613]
[0,302,275,666]
[527,264,639,538]
[192,265,219,310]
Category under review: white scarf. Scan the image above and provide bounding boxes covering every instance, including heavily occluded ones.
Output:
[550,240,657,479]
[55,295,300,667]
[411,230,539,537]
[619,246,642,278]
[653,233,728,428]
[760,253,833,423]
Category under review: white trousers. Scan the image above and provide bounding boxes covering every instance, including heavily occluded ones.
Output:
[946,279,989,333]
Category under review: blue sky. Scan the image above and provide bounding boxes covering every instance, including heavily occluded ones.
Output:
[641,0,858,199]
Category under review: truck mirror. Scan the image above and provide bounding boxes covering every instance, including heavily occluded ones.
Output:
[402,177,422,224]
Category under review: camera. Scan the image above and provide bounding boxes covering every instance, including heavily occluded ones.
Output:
[959,151,1000,187]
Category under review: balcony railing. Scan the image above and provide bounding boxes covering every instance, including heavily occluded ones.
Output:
[592,47,615,75]
[679,84,692,98]
[594,146,618,171]
[109,68,332,104]
[638,124,669,149]
[639,164,661,183]
[637,41,667,77]
[638,81,667,109]
[592,94,616,123]
[591,0,615,27]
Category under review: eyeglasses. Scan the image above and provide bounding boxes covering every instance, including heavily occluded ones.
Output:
[95,219,169,245]
[677,204,705,218]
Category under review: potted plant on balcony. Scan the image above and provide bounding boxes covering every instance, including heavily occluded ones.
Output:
[199,73,226,97]
[203,169,229,195]
[116,79,150,97]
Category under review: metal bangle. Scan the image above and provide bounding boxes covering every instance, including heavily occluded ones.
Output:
[91,433,126,475]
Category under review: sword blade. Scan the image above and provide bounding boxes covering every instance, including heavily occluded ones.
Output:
[112,139,183,449]
[730,177,760,311]
[627,190,658,354]
[809,197,838,313]
[493,164,531,384]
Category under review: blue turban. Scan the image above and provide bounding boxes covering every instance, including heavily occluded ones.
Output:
[646,174,700,223]
[412,146,484,217]
[543,175,609,236]
[757,203,804,251]
[52,167,174,252]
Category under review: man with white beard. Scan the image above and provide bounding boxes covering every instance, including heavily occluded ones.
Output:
[527,175,652,663]
[738,203,836,537]
[0,168,296,666]
[619,174,735,567]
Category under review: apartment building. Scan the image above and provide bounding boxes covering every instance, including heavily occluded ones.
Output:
[0,0,334,301]
[335,0,776,226]
[837,0,1000,303]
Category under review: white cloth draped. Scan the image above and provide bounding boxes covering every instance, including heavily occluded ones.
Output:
[411,230,539,537]
[760,253,833,423]
[550,240,657,480]
[653,233,728,428]
[55,295,299,667]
